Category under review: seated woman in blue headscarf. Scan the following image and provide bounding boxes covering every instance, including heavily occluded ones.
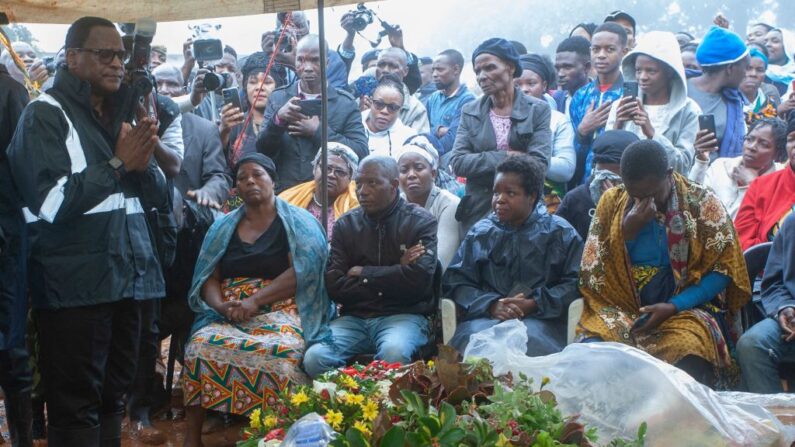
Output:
[443,155,583,356]
[181,153,333,447]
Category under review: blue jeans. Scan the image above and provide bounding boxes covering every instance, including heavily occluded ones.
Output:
[736,317,795,393]
[303,314,430,378]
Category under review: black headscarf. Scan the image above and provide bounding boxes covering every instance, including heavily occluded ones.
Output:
[240,52,288,88]
[519,54,556,88]
[234,153,278,181]
[472,38,523,78]
[591,130,640,165]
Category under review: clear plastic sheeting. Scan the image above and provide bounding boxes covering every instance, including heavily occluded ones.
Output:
[464,319,793,447]
[279,412,336,447]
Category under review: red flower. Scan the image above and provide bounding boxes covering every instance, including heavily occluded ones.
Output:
[390,415,401,424]
[320,389,331,401]
[264,428,285,441]
[280,406,290,416]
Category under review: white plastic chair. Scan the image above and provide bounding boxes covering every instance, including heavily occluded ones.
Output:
[440,298,585,346]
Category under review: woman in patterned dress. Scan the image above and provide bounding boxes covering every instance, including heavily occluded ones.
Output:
[182,153,333,447]
[577,140,750,387]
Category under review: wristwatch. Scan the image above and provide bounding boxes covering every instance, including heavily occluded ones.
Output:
[108,156,127,178]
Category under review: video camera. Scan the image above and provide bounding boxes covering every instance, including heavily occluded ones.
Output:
[189,23,233,92]
[120,18,157,123]
[346,3,400,48]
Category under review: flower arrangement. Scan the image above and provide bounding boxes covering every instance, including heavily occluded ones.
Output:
[238,348,647,447]
[238,360,401,447]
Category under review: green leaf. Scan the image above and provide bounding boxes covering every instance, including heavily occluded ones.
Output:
[438,428,466,445]
[439,402,457,432]
[381,426,406,447]
[419,416,442,435]
[344,427,369,447]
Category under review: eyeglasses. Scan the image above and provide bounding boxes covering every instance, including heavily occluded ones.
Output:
[323,166,350,178]
[371,99,401,113]
[70,48,130,65]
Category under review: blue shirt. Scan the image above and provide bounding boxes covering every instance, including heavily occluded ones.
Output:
[424,84,475,155]
[569,77,624,183]
[627,218,729,312]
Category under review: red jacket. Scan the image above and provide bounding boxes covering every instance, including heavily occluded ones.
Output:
[735,165,795,250]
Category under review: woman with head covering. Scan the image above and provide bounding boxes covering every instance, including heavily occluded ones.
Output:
[690,117,787,219]
[443,154,583,356]
[362,74,418,158]
[449,38,551,232]
[517,54,576,212]
[606,31,702,175]
[570,23,598,42]
[220,52,288,167]
[740,45,781,124]
[578,139,750,387]
[396,139,463,269]
[764,28,795,95]
[735,114,795,250]
[278,142,360,239]
[181,153,332,447]
[556,130,639,240]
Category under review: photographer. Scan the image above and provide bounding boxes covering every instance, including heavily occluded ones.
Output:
[338,8,422,95]
[194,46,239,122]
[256,34,369,192]
[220,52,288,165]
[3,42,50,87]
[7,17,169,446]
[262,11,350,89]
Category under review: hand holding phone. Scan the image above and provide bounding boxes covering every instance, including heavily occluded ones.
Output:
[631,312,652,332]
[298,99,322,117]
[222,87,242,111]
[698,114,716,136]
[623,81,639,98]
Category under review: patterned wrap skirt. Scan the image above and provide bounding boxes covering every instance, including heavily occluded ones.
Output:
[183,277,309,415]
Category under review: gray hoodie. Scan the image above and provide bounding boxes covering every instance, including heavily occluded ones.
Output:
[607,31,702,174]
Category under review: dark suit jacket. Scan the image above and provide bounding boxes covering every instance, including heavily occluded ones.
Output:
[256,83,368,192]
[175,113,231,207]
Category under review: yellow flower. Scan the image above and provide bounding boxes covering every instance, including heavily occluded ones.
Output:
[361,400,379,422]
[264,414,278,429]
[541,376,551,387]
[347,393,364,405]
[340,375,359,390]
[290,390,310,407]
[426,360,435,369]
[353,421,371,437]
[248,408,262,429]
[325,409,344,430]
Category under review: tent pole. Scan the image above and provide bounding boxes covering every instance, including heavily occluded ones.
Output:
[318,0,329,236]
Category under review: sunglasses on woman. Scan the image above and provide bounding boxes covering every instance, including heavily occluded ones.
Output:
[371,98,401,113]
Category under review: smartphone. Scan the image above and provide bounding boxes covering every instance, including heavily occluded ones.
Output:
[698,114,716,136]
[298,99,322,117]
[623,81,639,98]
[631,313,652,331]
[222,87,242,111]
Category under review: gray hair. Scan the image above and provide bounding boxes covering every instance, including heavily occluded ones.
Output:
[359,155,399,181]
[378,47,408,69]
[312,143,360,176]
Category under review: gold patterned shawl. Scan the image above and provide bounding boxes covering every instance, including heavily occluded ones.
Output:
[577,173,751,366]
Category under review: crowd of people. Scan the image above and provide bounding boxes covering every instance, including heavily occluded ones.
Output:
[1,6,795,447]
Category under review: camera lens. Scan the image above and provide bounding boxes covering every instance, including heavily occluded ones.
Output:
[203,72,223,91]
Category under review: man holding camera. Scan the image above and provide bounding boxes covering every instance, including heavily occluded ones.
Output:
[7,17,169,446]
[257,34,369,193]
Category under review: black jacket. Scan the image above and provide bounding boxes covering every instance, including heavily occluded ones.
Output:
[449,87,551,232]
[0,66,28,243]
[555,183,595,241]
[256,83,368,192]
[7,69,168,309]
[326,196,438,318]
